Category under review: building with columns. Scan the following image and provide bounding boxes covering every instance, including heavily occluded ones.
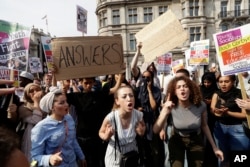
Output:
[96,0,250,79]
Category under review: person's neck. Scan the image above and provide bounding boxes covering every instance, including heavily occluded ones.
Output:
[50,114,64,121]
[179,100,191,109]
[118,109,132,119]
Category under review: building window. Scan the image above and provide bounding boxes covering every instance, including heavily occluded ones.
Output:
[249,0,250,15]
[144,7,153,23]
[159,6,168,15]
[99,11,107,27]
[112,10,120,25]
[190,27,201,42]
[221,23,229,31]
[129,34,136,51]
[128,8,137,24]
[182,2,185,17]
[189,0,199,16]
[233,22,243,27]
[220,1,228,17]
[235,0,241,17]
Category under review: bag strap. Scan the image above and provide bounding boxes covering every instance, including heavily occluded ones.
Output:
[113,112,121,160]
[55,120,68,153]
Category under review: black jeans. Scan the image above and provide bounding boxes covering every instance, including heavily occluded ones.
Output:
[77,137,107,167]
[168,132,204,167]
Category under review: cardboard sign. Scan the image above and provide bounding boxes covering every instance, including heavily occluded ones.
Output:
[135,10,188,62]
[52,36,124,80]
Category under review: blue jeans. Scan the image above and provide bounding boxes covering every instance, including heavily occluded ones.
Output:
[214,122,250,166]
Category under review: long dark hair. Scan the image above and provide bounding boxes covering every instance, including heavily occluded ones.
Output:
[200,72,218,99]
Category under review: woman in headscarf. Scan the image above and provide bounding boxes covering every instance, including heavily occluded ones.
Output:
[17,83,44,161]
[31,87,86,167]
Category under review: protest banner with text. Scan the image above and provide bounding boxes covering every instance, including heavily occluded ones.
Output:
[157,52,172,73]
[52,36,124,80]
[41,36,53,72]
[189,39,209,65]
[213,24,250,76]
[0,20,31,71]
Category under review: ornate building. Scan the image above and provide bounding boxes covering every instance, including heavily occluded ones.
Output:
[96,0,250,78]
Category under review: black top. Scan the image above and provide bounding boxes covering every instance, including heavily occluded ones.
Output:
[66,91,110,138]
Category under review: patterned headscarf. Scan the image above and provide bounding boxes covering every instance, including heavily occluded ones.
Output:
[39,87,61,113]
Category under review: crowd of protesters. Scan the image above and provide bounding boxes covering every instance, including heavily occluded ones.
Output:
[0,42,250,167]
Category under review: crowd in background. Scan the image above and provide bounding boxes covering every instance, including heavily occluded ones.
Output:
[1,43,250,167]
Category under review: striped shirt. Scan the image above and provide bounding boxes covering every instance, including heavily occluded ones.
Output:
[104,109,143,167]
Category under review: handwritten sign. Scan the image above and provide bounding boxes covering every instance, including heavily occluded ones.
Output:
[52,36,124,80]
[213,24,250,75]
[135,10,188,62]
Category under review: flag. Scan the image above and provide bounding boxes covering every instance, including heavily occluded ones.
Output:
[41,15,47,20]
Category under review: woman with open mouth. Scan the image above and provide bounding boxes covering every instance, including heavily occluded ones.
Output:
[211,74,250,167]
[30,87,87,167]
[153,76,224,167]
[99,85,146,167]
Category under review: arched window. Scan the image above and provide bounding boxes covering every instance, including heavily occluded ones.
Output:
[221,23,229,31]
[233,22,243,28]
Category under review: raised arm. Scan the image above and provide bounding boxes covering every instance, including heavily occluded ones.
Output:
[153,94,173,133]
[131,42,142,78]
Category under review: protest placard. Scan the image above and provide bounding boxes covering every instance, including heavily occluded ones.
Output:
[52,36,124,80]
[189,39,209,65]
[157,52,172,73]
[29,57,43,73]
[172,59,185,74]
[0,68,19,87]
[135,10,188,62]
[76,5,87,33]
[0,20,31,71]
[213,24,250,127]
[213,24,250,76]
[41,36,53,72]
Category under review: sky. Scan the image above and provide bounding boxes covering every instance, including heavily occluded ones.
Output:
[0,0,98,37]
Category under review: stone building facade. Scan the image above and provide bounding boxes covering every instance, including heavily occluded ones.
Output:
[96,0,250,78]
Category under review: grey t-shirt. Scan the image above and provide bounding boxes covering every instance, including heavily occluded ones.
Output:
[171,101,206,134]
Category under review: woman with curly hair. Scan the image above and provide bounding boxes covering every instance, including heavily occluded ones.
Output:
[153,76,223,167]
